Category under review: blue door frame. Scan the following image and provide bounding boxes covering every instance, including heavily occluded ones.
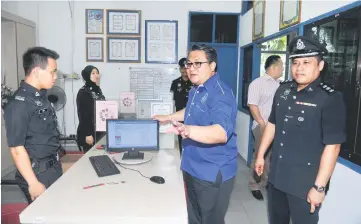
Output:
[187,12,240,95]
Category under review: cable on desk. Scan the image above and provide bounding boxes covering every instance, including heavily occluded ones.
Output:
[112,157,150,179]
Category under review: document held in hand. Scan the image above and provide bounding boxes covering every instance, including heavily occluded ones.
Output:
[151,102,173,133]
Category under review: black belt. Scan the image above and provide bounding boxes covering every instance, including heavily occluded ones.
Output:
[31,154,59,173]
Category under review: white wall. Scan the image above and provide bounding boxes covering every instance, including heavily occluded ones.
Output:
[319,162,361,224]
[239,8,252,47]
[2,1,241,135]
[236,112,250,160]
[238,1,361,223]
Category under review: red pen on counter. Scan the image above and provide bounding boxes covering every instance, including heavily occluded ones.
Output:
[83,183,105,190]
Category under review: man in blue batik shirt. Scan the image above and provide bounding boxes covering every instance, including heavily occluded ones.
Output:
[153,44,238,224]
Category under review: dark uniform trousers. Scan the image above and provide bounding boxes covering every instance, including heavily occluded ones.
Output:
[16,156,63,204]
[268,183,320,224]
[183,171,234,224]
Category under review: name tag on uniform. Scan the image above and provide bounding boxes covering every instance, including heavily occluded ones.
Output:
[15,96,25,101]
[296,101,317,107]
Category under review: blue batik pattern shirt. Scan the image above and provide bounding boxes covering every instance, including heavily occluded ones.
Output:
[181,73,238,183]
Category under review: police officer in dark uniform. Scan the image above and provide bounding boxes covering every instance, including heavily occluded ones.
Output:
[170,57,192,155]
[3,47,63,204]
[255,36,347,224]
[76,65,106,153]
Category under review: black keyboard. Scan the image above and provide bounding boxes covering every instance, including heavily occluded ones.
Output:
[89,155,120,177]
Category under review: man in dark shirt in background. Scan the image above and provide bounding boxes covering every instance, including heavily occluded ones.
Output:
[170,57,192,155]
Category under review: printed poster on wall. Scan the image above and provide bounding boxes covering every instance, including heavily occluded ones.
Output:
[95,100,118,132]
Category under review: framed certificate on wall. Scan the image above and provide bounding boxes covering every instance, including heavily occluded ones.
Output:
[279,0,301,30]
[253,0,265,40]
[145,20,178,64]
[107,37,141,63]
[106,9,141,35]
[86,37,103,62]
[86,9,104,34]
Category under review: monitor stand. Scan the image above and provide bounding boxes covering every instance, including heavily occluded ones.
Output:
[122,151,144,160]
[116,151,153,165]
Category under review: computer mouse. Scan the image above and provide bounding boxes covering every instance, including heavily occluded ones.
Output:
[150,176,165,184]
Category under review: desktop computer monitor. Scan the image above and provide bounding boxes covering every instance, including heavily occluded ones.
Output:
[106,119,159,160]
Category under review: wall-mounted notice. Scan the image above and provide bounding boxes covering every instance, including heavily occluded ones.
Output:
[95,100,118,131]
[129,67,179,99]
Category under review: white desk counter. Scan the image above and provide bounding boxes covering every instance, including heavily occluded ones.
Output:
[20,138,188,224]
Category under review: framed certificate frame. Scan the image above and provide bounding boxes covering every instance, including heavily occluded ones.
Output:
[86,9,104,34]
[106,9,141,35]
[107,37,141,63]
[252,0,265,40]
[279,0,301,30]
[86,37,104,62]
[145,20,178,64]
[136,99,163,119]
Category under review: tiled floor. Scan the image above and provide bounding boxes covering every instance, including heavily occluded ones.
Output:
[225,156,269,224]
[1,154,269,224]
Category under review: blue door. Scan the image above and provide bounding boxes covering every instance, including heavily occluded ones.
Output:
[211,45,239,95]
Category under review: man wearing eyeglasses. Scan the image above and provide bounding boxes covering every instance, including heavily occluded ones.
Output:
[153,44,238,224]
[170,57,193,155]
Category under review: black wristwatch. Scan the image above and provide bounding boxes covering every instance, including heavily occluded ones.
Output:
[313,184,326,193]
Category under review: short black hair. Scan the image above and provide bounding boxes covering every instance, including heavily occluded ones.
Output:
[189,44,217,66]
[23,47,60,76]
[178,57,187,68]
[264,55,281,70]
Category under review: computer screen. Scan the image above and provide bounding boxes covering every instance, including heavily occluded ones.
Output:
[106,119,159,151]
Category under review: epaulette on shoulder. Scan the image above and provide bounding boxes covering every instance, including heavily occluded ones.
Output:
[280,79,293,85]
[319,82,336,95]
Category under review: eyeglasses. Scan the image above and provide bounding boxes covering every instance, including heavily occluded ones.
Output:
[185,61,209,69]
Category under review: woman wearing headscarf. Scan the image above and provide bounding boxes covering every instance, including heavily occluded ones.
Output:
[76,65,105,152]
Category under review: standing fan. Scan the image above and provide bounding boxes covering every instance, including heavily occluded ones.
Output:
[47,86,66,111]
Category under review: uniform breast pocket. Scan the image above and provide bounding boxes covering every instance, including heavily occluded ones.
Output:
[294,110,307,129]
[29,109,54,134]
